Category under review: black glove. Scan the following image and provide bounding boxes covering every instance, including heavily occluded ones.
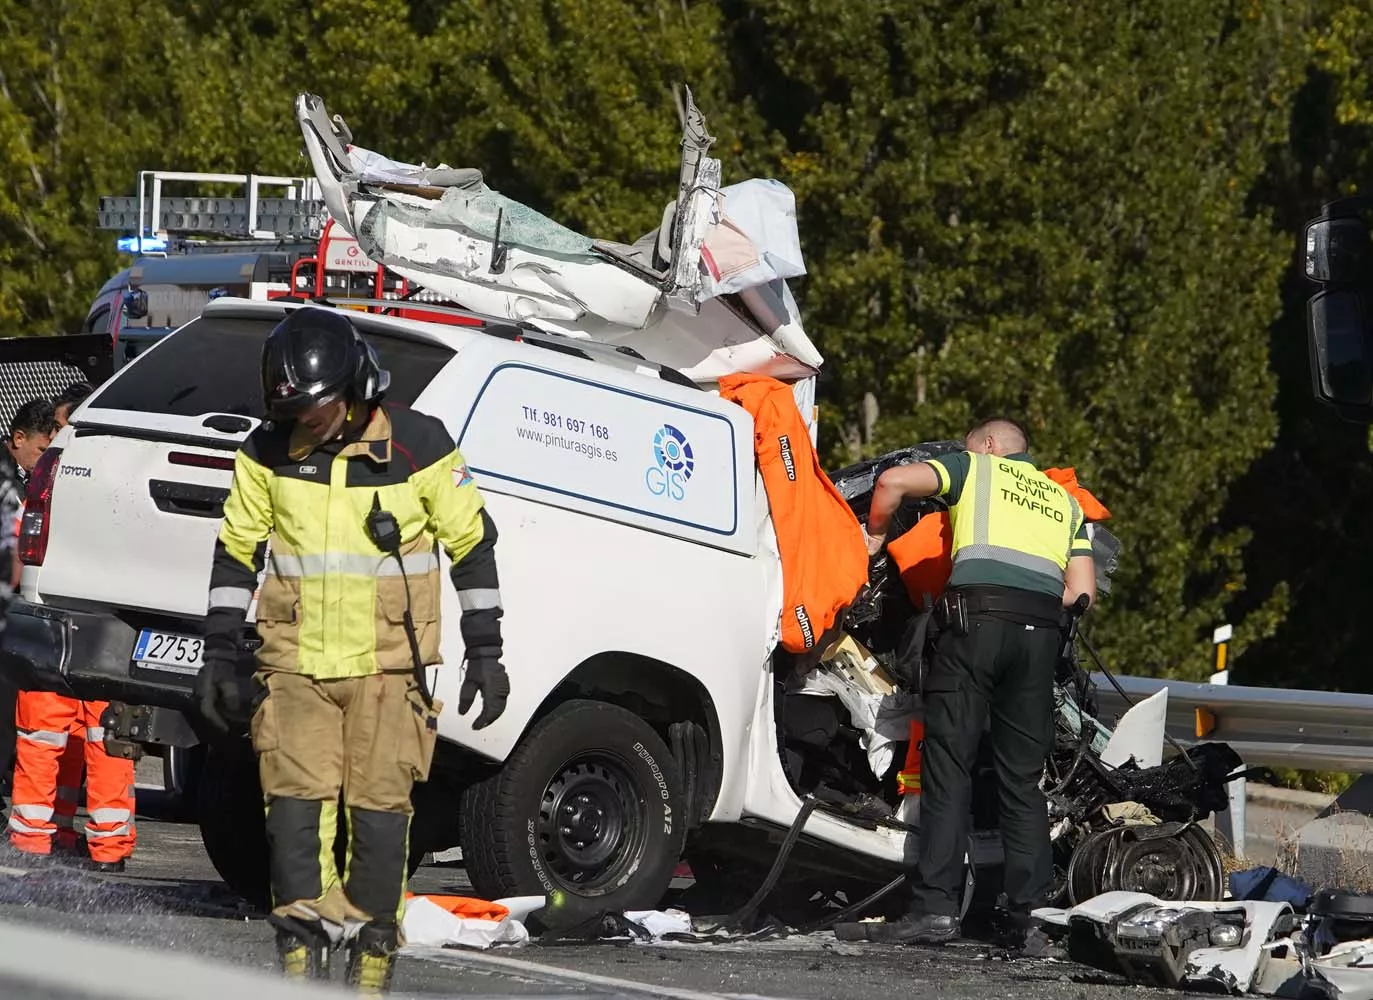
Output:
[458,654,509,730]
[195,652,252,735]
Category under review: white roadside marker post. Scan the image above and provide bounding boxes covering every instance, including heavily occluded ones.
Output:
[1211,623,1246,862]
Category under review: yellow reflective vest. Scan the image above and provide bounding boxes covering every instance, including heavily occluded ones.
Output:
[926,450,1092,598]
[205,404,502,679]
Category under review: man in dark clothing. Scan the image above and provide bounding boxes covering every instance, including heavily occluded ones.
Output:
[0,447,21,802]
[5,400,56,487]
[859,417,1097,950]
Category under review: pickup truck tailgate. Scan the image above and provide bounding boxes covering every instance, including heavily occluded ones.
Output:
[36,425,239,617]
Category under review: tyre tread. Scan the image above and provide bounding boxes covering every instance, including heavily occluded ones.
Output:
[460,699,685,909]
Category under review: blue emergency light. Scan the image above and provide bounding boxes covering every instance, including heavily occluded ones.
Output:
[116,236,169,254]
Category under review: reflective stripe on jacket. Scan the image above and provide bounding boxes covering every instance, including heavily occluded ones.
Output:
[205,403,502,679]
[887,463,1108,606]
[928,451,1092,598]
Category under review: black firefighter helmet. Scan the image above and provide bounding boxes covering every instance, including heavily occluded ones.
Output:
[260,307,391,422]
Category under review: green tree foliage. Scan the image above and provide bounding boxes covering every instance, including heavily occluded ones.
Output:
[0,0,199,329]
[0,0,1362,683]
[716,0,1301,679]
[1225,2,1373,693]
[417,0,735,239]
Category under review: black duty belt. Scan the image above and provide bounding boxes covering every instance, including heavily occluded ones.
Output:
[952,585,1064,628]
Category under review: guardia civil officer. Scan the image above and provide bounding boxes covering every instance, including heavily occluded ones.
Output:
[861,417,1096,951]
[196,307,510,993]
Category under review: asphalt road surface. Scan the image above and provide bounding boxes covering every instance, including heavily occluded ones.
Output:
[1241,792,1335,868]
[0,787,1238,1000]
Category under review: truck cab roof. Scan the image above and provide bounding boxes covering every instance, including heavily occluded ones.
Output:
[192,297,704,390]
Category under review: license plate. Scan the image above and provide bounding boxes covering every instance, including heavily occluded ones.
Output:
[131,629,204,674]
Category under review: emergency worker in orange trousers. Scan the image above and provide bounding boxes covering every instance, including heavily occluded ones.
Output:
[8,697,136,869]
[7,399,135,870]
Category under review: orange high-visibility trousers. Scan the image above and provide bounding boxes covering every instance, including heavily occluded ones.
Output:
[9,691,135,861]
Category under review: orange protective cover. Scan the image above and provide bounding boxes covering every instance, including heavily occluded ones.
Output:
[404,894,511,921]
[717,374,869,653]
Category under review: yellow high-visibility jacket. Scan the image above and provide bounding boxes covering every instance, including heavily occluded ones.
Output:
[204,404,502,679]
[926,450,1092,599]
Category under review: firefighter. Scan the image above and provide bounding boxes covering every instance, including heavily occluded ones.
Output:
[861,417,1096,951]
[196,307,509,993]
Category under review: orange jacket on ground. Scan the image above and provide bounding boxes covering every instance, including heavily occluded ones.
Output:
[9,691,135,862]
[718,374,869,654]
[887,463,1109,606]
[405,894,510,922]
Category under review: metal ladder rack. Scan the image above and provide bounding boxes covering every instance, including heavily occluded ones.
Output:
[97,170,328,246]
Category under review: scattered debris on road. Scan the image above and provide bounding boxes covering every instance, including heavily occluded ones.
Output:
[1033,881,1373,998]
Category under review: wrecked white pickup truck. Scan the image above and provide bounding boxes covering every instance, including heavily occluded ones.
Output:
[0,90,1243,926]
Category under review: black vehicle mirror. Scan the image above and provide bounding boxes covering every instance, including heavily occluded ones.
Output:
[122,288,149,321]
[1305,217,1373,284]
[1308,288,1373,420]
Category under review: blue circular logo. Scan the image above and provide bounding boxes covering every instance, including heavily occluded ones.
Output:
[652,424,694,481]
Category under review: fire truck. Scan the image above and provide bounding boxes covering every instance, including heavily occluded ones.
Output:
[83,170,478,366]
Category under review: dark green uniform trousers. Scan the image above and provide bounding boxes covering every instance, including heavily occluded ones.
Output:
[910,611,1059,916]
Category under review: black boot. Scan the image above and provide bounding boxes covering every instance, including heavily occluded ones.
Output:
[835,912,961,945]
[345,922,398,995]
[268,914,332,981]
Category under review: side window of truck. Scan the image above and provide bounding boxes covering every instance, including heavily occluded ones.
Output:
[88,315,455,419]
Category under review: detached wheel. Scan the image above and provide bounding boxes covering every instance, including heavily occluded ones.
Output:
[461,700,687,918]
[197,740,427,912]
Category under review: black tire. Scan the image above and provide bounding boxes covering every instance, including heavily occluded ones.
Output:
[461,700,687,918]
[197,740,271,910]
[196,740,427,911]
[162,745,206,822]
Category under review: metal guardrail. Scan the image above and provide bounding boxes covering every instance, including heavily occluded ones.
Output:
[1091,673,1373,773]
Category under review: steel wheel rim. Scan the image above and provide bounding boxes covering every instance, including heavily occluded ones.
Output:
[535,753,647,894]
[1117,839,1194,899]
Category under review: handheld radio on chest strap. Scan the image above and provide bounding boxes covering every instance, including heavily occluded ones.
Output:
[365,491,434,707]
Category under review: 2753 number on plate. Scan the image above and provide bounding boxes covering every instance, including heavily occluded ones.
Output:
[132,629,203,674]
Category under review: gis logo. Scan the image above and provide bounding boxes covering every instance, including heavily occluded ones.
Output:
[645,424,695,502]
